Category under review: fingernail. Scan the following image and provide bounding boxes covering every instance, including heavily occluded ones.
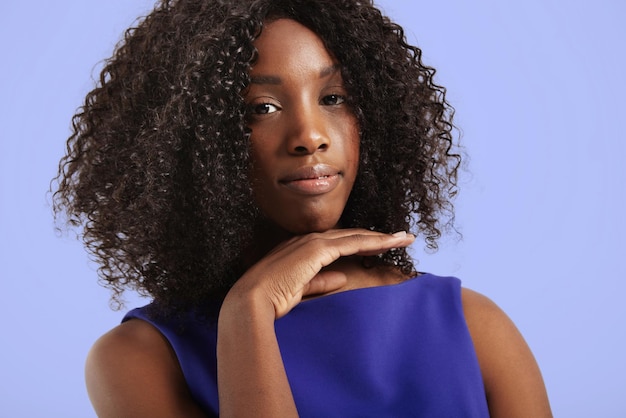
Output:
[391,231,407,238]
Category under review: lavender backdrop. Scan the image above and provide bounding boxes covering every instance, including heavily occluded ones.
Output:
[1,1,624,416]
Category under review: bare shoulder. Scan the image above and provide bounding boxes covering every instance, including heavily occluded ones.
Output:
[85,319,206,418]
[461,288,553,418]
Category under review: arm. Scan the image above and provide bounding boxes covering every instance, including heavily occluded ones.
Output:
[462,288,552,418]
[217,290,299,418]
[85,319,209,418]
[216,229,415,417]
[84,229,412,417]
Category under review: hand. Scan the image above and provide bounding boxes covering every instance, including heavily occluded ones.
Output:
[227,229,415,319]
[217,229,414,417]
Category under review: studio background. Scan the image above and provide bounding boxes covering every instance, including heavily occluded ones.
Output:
[1,1,624,416]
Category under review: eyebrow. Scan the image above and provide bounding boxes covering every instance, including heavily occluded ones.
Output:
[250,64,340,85]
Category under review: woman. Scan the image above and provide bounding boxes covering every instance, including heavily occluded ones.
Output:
[54,0,552,416]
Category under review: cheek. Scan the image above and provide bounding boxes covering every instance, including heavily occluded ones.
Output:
[342,120,360,179]
[248,145,273,205]
[248,133,275,178]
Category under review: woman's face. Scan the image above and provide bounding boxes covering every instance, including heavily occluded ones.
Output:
[245,19,360,235]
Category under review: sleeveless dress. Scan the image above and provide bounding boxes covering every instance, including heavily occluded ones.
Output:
[123,273,490,417]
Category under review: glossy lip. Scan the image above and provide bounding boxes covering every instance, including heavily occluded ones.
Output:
[279,164,342,195]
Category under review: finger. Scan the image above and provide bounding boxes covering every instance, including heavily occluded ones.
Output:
[301,271,347,299]
[269,269,348,319]
[356,231,416,256]
[236,230,415,319]
[273,228,396,248]
[312,232,415,267]
[264,228,394,258]
[272,229,413,258]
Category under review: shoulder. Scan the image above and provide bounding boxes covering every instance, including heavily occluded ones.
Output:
[85,319,207,417]
[460,288,552,418]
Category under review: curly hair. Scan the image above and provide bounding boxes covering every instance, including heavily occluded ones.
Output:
[53,0,460,315]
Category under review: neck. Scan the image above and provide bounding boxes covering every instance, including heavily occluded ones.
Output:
[243,219,295,267]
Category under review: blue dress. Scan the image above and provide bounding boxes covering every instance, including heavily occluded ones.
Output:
[123,274,490,417]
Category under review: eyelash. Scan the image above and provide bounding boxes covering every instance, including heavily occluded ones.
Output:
[247,94,347,116]
[321,94,346,106]
[249,103,279,115]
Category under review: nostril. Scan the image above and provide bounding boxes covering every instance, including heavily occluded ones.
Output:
[291,140,329,154]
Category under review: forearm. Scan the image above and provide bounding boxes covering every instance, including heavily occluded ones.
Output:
[215,230,413,416]
[216,292,298,418]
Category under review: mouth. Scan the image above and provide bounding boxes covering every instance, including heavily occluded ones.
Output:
[279,164,342,195]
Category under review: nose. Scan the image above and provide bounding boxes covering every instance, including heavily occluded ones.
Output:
[286,106,330,155]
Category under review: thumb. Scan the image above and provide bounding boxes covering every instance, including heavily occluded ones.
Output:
[302,270,347,298]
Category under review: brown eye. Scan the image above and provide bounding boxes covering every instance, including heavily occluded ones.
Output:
[321,94,346,105]
[251,103,279,115]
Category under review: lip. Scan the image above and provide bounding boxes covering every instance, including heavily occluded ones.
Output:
[279,164,342,195]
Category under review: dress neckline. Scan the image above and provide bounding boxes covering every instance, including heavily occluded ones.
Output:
[298,272,431,305]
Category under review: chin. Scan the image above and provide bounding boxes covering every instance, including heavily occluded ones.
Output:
[280,214,342,236]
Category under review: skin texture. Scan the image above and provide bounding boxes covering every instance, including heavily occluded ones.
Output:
[88,287,553,418]
[462,289,552,417]
[84,16,552,418]
[53,0,462,312]
[85,320,206,418]
[245,19,360,236]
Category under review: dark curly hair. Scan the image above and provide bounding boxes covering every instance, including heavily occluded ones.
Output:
[53,0,460,315]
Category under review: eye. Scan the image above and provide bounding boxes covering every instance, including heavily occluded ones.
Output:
[249,102,280,115]
[321,94,346,106]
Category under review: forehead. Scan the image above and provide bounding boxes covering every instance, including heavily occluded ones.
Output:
[252,19,338,75]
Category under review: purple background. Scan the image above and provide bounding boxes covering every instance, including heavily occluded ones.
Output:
[1,1,624,416]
